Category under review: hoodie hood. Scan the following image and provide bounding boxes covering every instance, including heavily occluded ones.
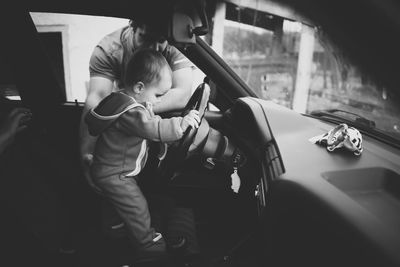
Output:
[85,92,142,136]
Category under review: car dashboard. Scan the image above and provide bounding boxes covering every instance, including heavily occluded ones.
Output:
[221,97,400,266]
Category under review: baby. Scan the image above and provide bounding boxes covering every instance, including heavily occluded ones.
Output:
[85,48,199,257]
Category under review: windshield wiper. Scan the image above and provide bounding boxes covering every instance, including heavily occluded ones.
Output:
[307,109,400,149]
[310,109,376,129]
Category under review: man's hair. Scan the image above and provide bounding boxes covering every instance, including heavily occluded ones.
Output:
[129,19,166,43]
[124,48,171,88]
[129,19,142,31]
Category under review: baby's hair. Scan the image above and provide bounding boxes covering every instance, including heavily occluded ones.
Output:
[124,48,171,88]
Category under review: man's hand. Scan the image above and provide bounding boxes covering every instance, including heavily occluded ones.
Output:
[180,110,200,132]
[81,153,103,194]
[82,153,93,167]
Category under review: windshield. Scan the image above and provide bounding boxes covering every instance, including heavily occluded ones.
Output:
[15,9,399,143]
[215,2,400,142]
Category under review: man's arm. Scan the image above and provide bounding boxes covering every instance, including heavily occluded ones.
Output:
[79,76,114,157]
[152,67,193,113]
[79,76,114,191]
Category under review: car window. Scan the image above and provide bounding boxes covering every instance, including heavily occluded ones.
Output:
[2,12,128,103]
[29,12,209,106]
[218,2,400,141]
[30,12,129,103]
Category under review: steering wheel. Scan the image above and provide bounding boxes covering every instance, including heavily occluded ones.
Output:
[158,82,210,180]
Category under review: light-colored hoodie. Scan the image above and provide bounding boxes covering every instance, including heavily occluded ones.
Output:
[85,91,183,180]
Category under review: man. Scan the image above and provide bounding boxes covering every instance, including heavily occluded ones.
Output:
[80,19,194,190]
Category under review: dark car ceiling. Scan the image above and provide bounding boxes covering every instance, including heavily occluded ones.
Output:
[10,0,400,102]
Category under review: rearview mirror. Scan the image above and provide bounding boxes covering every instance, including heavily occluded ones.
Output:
[170,12,196,45]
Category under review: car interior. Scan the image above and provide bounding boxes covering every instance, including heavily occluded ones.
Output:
[1,0,400,267]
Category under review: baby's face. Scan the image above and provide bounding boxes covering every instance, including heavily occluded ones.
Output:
[137,65,172,105]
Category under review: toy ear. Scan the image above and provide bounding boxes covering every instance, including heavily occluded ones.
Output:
[346,127,363,155]
[327,124,347,146]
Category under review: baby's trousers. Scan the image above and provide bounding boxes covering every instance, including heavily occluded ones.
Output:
[94,174,158,249]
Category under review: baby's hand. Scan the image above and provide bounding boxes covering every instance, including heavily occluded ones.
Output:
[181,110,200,132]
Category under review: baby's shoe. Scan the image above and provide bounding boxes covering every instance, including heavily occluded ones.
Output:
[134,232,168,263]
